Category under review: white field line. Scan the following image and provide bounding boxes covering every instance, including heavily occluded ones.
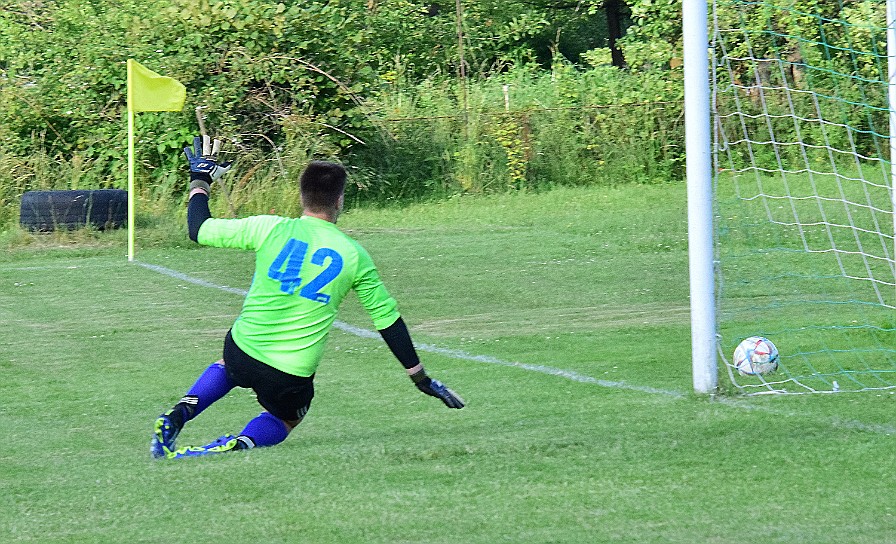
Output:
[333,318,684,397]
[134,261,896,435]
[135,261,685,398]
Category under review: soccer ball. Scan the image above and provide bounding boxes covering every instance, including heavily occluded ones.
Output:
[733,336,779,376]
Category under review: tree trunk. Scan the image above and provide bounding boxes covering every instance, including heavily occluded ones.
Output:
[605,0,626,68]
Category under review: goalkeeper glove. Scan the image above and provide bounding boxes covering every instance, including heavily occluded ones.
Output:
[184,135,232,190]
[410,369,465,409]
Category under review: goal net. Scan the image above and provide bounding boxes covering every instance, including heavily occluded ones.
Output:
[711,0,896,393]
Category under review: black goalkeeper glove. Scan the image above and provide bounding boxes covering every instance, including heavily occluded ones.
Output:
[410,369,465,409]
[184,135,232,190]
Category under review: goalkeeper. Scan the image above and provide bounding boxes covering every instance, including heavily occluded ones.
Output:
[151,136,464,459]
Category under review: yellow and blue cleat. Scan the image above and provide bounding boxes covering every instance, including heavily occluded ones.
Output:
[150,410,183,459]
[168,434,248,459]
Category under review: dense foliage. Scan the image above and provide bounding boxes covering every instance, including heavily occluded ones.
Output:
[0,0,675,224]
[0,0,881,226]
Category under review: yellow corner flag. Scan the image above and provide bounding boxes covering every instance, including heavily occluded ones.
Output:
[126,59,186,262]
[126,59,186,112]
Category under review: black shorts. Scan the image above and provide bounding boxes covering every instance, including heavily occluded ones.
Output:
[223,330,314,422]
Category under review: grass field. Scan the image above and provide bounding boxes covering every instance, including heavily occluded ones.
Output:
[1,184,895,543]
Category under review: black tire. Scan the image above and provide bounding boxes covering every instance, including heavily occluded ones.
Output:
[19,189,128,232]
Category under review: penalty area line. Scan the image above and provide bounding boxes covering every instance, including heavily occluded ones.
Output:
[134,260,686,398]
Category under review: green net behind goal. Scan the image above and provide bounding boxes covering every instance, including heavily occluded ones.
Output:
[712,0,896,393]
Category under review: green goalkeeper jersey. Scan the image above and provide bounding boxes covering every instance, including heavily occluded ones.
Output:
[197,214,400,377]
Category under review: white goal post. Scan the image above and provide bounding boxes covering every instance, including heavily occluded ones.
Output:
[684,0,718,394]
[686,0,896,394]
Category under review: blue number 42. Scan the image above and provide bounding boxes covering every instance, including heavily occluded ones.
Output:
[267,238,344,303]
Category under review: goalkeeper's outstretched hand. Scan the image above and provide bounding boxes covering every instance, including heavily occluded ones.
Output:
[184,135,232,186]
[411,370,465,409]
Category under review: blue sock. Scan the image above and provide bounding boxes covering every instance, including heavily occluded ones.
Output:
[178,361,235,421]
[238,412,290,448]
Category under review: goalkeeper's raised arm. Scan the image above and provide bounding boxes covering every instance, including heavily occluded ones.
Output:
[184,135,228,241]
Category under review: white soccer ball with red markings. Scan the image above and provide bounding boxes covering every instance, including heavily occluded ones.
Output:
[733,336,779,376]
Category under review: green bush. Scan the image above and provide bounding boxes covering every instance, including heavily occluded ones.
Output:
[349,62,684,203]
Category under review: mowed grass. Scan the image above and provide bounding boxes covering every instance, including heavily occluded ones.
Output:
[1,184,895,543]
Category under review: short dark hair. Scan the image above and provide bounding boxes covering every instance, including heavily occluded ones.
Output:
[300,161,346,213]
